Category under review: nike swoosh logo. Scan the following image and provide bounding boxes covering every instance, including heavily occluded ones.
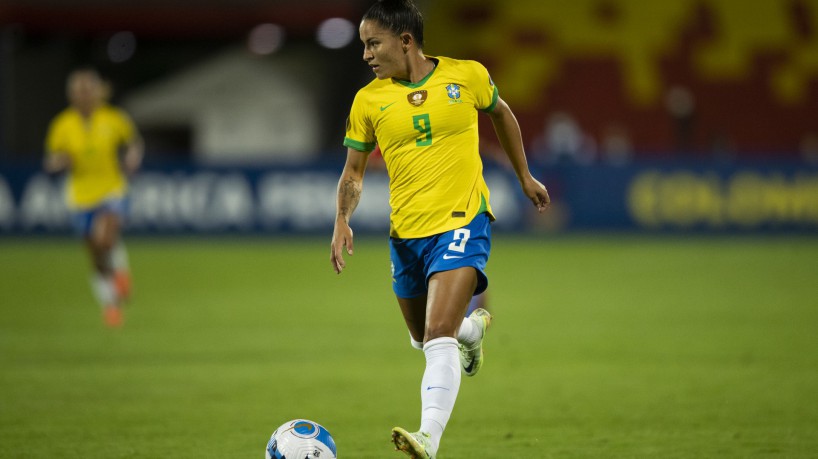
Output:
[463,358,476,374]
[380,102,396,111]
[442,254,463,259]
[426,386,450,391]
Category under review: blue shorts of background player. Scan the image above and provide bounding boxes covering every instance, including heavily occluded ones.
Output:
[390,212,491,299]
[71,197,128,237]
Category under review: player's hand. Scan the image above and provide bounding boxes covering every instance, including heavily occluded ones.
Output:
[330,221,354,274]
[122,142,143,176]
[44,153,71,174]
[123,151,141,175]
[522,175,550,213]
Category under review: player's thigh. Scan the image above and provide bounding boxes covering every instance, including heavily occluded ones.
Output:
[92,212,121,249]
[424,266,478,340]
[91,199,126,249]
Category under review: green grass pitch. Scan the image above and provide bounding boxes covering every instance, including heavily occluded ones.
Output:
[1,234,817,458]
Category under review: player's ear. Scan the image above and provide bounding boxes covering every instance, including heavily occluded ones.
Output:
[400,33,412,52]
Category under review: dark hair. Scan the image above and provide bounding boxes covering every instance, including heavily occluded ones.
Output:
[363,0,425,49]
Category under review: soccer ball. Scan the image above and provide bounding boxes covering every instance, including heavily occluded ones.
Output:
[265,419,337,459]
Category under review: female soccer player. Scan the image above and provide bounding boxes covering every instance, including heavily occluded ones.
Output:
[330,1,549,457]
[44,68,143,328]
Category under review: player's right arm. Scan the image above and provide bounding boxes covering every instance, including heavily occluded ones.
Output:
[43,151,71,174]
[43,117,71,174]
[330,147,370,274]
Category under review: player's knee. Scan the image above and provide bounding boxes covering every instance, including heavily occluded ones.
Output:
[91,255,108,273]
[424,322,457,343]
[98,237,115,252]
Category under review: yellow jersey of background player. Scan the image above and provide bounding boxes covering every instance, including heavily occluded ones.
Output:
[344,55,499,239]
[45,103,137,210]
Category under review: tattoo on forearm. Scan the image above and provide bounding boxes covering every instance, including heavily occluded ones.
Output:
[338,178,362,218]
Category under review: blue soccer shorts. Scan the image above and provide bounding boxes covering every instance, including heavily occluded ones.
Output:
[389,212,491,299]
[71,197,128,237]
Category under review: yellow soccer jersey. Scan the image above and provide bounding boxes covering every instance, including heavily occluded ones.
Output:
[344,56,499,238]
[45,105,136,210]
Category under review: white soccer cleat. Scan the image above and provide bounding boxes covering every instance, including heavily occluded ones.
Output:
[459,307,492,377]
[391,427,434,459]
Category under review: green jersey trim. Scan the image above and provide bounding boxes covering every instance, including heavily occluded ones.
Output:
[395,58,439,89]
[477,194,488,214]
[480,87,500,113]
[343,137,376,152]
[478,195,497,222]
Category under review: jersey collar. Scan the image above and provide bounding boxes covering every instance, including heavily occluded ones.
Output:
[394,56,439,89]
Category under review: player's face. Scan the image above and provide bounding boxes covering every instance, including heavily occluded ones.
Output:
[68,72,103,114]
[359,20,407,80]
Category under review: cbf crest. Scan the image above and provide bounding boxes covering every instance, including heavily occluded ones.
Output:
[446,84,462,104]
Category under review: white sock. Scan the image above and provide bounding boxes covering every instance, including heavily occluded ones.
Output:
[456,316,481,348]
[110,241,130,272]
[419,337,460,455]
[91,273,117,307]
[409,333,423,350]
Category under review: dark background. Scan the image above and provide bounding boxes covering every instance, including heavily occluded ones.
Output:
[1,0,817,164]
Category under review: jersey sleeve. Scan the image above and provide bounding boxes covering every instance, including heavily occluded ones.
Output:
[113,108,137,144]
[343,91,376,152]
[469,61,499,113]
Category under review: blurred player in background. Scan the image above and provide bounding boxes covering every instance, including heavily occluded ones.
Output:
[330,1,549,457]
[44,68,143,328]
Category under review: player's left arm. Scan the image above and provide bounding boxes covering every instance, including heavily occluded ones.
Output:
[486,97,550,213]
[116,109,144,175]
[122,136,144,176]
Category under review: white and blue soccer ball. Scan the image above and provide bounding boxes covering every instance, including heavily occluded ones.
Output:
[265,419,337,459]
